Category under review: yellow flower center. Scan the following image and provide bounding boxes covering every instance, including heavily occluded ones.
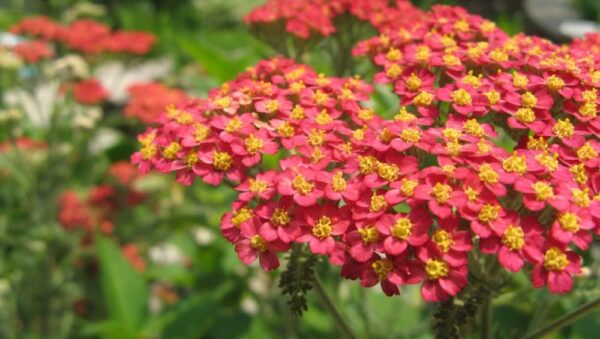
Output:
[250,235,267,252]
[521,92,537,108]
[357,109,374,121]
[502,225,525,250]
[579,102,597,117]
[513,72,529,88]
[386,63,403,79]
[315,109,333,125]
[477,139,491,154]
[308,129,325,146]
[462,72,482,88]
[358,225,380,244]
[215,96,231,109]
[213,151,233,171]
[244,134,264,154]
[570,164,588,184]
[572,188,590,207]
[310,147,325,163]
[292,174,313,195]
[432,229,454,252]
[431,183,452,203]
[271,208,290,227]
[312,216,333,239]
[536,152,559,172]
[478,204,500,223]
[353,127,366,142]
[532,181,554,201]
[577,142,597,161]
[527,136,548,150]
[400,178,418,197]
[463,119,484,137]
[331,172,347,192]
[249,179,267,193]
[443,128,462,142]
[553,118,574,139]
[443,54,461,67]
[416,46,431,63]
[478,164,499,184]
[277,122,295,137]
[543,247,569,271]
[379,128,394,143]
[369,194,387,213]
[413,91,434,106]
[377,162,400,182]
[490,49,508,63]
[358,156,378,175]
[184,151,199,167]
[313,90,329,105]
[546,75,564,91]
[141,144,157,160]
[225,116,242,133]
[485,90,501,105]
[372,259,393,281]
[194,123,210,141]
[395,107,417,122]
[392,218,413,240]
[232,208,253,227]
[451,88,472,106]
[425,259,449,280]
[386,48,402,62]
[558,212,580,233]
[465,186,479,201]
[515,107,536,123]
[162,142,181,160]
[446,141,461,156]
[291,105,305,119]
[502,153,528,174]
[406,73,422,92]
[263,99,280,113]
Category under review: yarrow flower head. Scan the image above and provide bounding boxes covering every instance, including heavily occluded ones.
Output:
[132,3,600,303]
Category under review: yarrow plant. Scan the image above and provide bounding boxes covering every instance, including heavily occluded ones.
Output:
[131,1,600,337]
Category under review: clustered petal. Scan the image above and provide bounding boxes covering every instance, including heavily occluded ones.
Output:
[132,4,600,301]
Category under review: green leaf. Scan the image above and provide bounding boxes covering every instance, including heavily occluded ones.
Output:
[161,281,236,339]
[176,35,240,82]
[96,236,149,338]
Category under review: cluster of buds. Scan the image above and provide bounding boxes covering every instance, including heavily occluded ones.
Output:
[10,16,156,56]
[244,0,424,39]
[133,4,600,302]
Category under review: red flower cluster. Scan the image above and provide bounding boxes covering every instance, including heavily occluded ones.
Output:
[244,0,424,38]
[10,16,156,56]
[58,161,146,234]
[72,79,109,106]
[12,40,54,64]
[124,83,188,124]
[133,5,600,302]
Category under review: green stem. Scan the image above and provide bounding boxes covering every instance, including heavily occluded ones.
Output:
[312,275,358,339]
[521,296,600,339]
[480,297,492,339]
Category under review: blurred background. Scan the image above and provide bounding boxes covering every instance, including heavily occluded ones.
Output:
[0,0,599,338]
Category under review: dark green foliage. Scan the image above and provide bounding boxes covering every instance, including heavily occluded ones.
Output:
[432,284,493,339]
[279,246,317,317]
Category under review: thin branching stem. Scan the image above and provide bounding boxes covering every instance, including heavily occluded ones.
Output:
[521,296,600,339]
[312,274,358,339]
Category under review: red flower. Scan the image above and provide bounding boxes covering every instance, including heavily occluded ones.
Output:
[235,219,289,271]
[531,243,581,294]
[12,40,53,63]
[295,204,350,255]
[73,79,109,105]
